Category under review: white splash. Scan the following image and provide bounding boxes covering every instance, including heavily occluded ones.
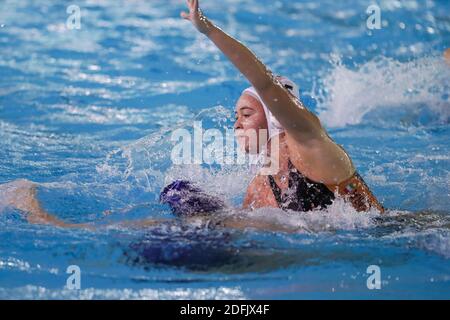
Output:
[0,285,246,300]
[315,55,450,128]
[231,197,379,233]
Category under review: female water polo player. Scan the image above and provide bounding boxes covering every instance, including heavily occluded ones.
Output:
[0,0,386,232]
[180,0,384,213]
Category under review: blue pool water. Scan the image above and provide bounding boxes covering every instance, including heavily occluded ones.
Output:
[0,0,449,299]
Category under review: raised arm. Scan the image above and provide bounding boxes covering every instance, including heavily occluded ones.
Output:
[180,0,322,141]
[181,0,356,185]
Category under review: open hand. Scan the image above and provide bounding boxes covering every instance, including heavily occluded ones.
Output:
[180,0,213,35]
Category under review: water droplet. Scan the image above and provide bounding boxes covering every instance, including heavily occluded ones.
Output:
[88,64,100,71]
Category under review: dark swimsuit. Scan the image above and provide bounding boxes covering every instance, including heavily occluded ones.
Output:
[267,160,335,212]
[268,160,385,213]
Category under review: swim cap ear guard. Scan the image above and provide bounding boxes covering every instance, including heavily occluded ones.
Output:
[242,75,300,141]
[160,180,225,216]
[242,75,301,173]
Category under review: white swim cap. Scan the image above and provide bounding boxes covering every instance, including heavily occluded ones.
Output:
[242,76,300,140]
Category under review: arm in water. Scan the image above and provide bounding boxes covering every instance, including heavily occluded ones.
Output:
[1,180,301,233]
[180,0,355,185]
[445,48,450,66]
[1,180,171,230]
[1,180,89,229]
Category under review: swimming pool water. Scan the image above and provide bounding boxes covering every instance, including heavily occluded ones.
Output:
[0,0,449,299]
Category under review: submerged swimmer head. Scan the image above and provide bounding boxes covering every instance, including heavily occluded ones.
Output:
[234,76,300,154]
[160,180,225,216]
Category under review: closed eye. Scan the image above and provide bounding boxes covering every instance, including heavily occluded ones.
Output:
[236,113,252,119]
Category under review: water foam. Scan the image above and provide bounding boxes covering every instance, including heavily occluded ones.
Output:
[230,197,379,234]
[95,106,251,204]
[0,285,246,300]
[315,55,450,128]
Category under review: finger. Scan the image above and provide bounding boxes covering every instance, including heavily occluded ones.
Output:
[193,0,199,11]
[180,11,189,19]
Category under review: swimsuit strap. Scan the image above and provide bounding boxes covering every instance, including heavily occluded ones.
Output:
[268,174,283,205]
[287,159,295,169]
[287,159,301,188]
[267,159,303,208]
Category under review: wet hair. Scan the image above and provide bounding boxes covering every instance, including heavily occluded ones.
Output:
[159,180,225,216]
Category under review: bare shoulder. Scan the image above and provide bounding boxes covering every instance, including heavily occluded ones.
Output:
[247,174,268,191]
[243,174,277,209]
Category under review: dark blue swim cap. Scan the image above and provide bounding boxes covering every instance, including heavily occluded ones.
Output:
[160,180,224,216]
